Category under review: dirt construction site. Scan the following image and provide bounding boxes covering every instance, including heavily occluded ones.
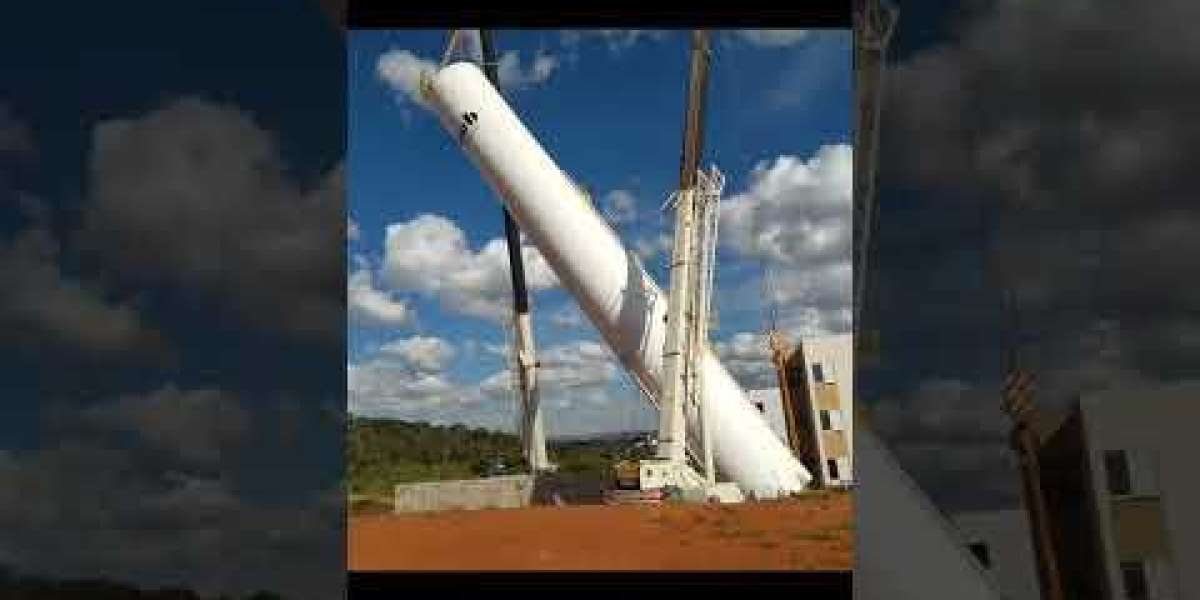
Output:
[348,491,851,571]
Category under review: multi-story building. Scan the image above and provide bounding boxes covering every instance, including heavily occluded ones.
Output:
[748,332,854,487]
[1036,388,1197,600]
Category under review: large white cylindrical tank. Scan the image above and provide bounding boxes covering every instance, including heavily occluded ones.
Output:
[421,61,811,496]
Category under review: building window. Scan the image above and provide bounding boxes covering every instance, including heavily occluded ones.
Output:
[827,458,839,480]
[1128,448,1161,497]
[1121,561,1148,600]
[968,543,991,569]
[755,402,765,413]
[1105,449,1132,496]
[820,410,833,431]
[812,363,825,383]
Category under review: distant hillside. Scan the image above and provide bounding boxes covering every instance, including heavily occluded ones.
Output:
[548,430,654,445]
[346,417,524,497]
[0,566,281,599]
[346,419,655,502]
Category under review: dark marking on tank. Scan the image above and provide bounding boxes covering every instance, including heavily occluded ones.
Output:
[458,111,480,144]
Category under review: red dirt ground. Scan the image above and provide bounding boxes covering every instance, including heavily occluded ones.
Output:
[348,492,851,571]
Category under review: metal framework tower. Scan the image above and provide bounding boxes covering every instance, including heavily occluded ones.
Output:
[655,30,718,486]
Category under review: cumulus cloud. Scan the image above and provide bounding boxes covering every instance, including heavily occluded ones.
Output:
[722,145,852,264]
[874,0,1200,414]
[347,264,412,328]
[479,340,619,395]
[866,0,1200,514]
[349,361,465,414]
[868,378,1026,510]
[381,213,558,322]
[601,189,638,224]
[476,338,642,433]
[549,303,586,329]
[0,102,36,162]
[734,29,811,47]
[79,99,343,343]
[715,332,776,390]
[347,356,517,432]
[560,30,669,55]
[536,340,620,390]
[376,49,437,107]
[377,335,456,373]
[720,144,853,337]
[767,263,854,337]
[376,46,558,107]
[348,335,642,435]
[0,385,342,599]
[497,50,560,89]
[757,30,851,111]
[0,207,166,360]
[81,384,250,467]
[634,232,674,263]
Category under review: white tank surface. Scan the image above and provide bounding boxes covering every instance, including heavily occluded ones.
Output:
[420,61,811,497]
[855,423,1003,599]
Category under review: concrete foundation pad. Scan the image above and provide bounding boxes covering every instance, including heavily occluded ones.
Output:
[394,475,534,513]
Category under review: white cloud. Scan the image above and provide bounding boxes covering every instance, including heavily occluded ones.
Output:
[549,303,586,329]
[377,335,456,373]
[0,212,165,359]
[715,332,776,390]
[766,263,854,337]
[720,144,854,337]
[348,361,466,414]
[634,232,673,263]
[869,378,1021,509]
[560,30,669,55]
[350,335,651,436]
[0,386,343,599]
[721,144,852,264]
[81,99,344,342]
[376,49,437,107]
[347,264,412,328]
[734,29,811,47]
[482,341,510,358]
[381,213,558,322]
[82,384,250,466]
[477,338,634,432]
[0,102,35,161]
[480,340,619,394]
[538,340,620,390]
[348,357,514,431]
[377,46,558,105]
[601,189,638,224]
[497,50,560,89]
[762,30,851,110]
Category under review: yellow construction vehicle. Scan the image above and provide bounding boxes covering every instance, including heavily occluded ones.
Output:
[612,459,641,490]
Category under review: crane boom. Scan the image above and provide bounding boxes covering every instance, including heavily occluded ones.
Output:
[477,29,551,473]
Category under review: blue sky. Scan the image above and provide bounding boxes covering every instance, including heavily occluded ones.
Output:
[348,29,853,436]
